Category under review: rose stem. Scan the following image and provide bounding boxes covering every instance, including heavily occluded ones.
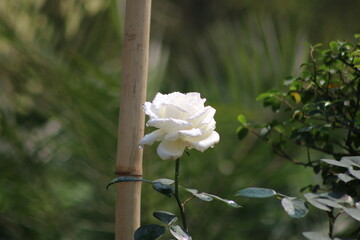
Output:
[174,158,188,232]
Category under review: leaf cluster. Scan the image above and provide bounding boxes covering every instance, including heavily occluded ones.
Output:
[107,177,240,240]
[237,36,360,239]
[238,36,360,188]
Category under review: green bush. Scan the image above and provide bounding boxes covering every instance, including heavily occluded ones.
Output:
[238,36,360,239]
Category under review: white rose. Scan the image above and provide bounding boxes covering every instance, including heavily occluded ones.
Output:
[140,92,220,160]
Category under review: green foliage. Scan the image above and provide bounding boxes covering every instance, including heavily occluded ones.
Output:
[237,37,360,238]
[236,187,309,218]
[281,197,309,219]
[134,224,166,240]
[235,187,277,198]
[169,225,192,240]
[238,35,360,165]
[153,211,178,225]
[107,175,240,239]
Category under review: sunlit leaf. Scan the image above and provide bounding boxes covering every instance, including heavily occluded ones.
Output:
[206,193,241,208]
[329,41,339,51]
[302,232,332,240]
[304,193,331,211]
[134,224,166,240]
[341,156,360,168]
[281,197,309,218]
[183,188,213,202]
[319,192,354,205]
[343,208,360,221]
[235,187,277,198]
[153,178,175,185]
[349,167,360,180]
[315,198,343,209]
[321,159,350,168]
[290,92,301,104]
[169,225,192,240]
[336,173,355,183]
[237,114,247,125]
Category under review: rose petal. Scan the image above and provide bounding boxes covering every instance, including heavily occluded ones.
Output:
[183,92,206,109]
[144,102,159,119]
[179,128,203,138]
[147,118,192,131]
[188,106,216,126]
[140,129,165,146]
[163,103,192,119]
[164,132,180,141]
[188,131,220,152]
[157,140,187,160]
[152,92,166,105]
[199,119,216,132]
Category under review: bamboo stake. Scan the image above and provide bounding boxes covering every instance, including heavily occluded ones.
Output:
[115,0,151,239]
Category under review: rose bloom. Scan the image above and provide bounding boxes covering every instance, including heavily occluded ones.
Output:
[140,92,220,160]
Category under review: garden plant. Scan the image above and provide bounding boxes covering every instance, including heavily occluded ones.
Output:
[237,35,360,239]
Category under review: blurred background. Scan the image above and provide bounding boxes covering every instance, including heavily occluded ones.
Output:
[0,0,359,239]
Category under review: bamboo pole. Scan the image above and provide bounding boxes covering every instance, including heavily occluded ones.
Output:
[115,0,151,239]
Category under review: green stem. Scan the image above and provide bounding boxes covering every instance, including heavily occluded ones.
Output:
[174,158,188,232]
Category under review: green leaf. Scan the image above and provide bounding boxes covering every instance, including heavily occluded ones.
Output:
[106,177,152,189]
[343,207,360,221]
[304,192,352,211]
[152,182,174,198]
[183,188,213,202]
[300,62,313,68]
[321,159,350,168]
[256,89,283,103]
[304,193,331,211]
[329,41,338,51]
[134,224,166,240]
[237,114,247,125]
[281,197,309,218]
[320,192,354,205]
[237,127,249,140]
[256,92,271,101]
[302,232,332,240]
[206,193,241,208]
[153,178,175,185]
[235,187,277,198]
[308,110,323,116]
[153,211,177,225]
[273,125,285,134]
[182,188,240,207]
[341,156,360,168]
[193,192,213,201]
[315,198,343,209]
[349,167,360,180]
[354,57,360,65]
[336,173,355,183]
[334,238,357,240]
[169,225,192,240]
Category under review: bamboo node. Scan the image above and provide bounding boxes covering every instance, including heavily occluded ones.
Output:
[115,171,143,178]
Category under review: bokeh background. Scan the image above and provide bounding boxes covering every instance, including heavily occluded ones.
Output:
[1,0,359,239]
